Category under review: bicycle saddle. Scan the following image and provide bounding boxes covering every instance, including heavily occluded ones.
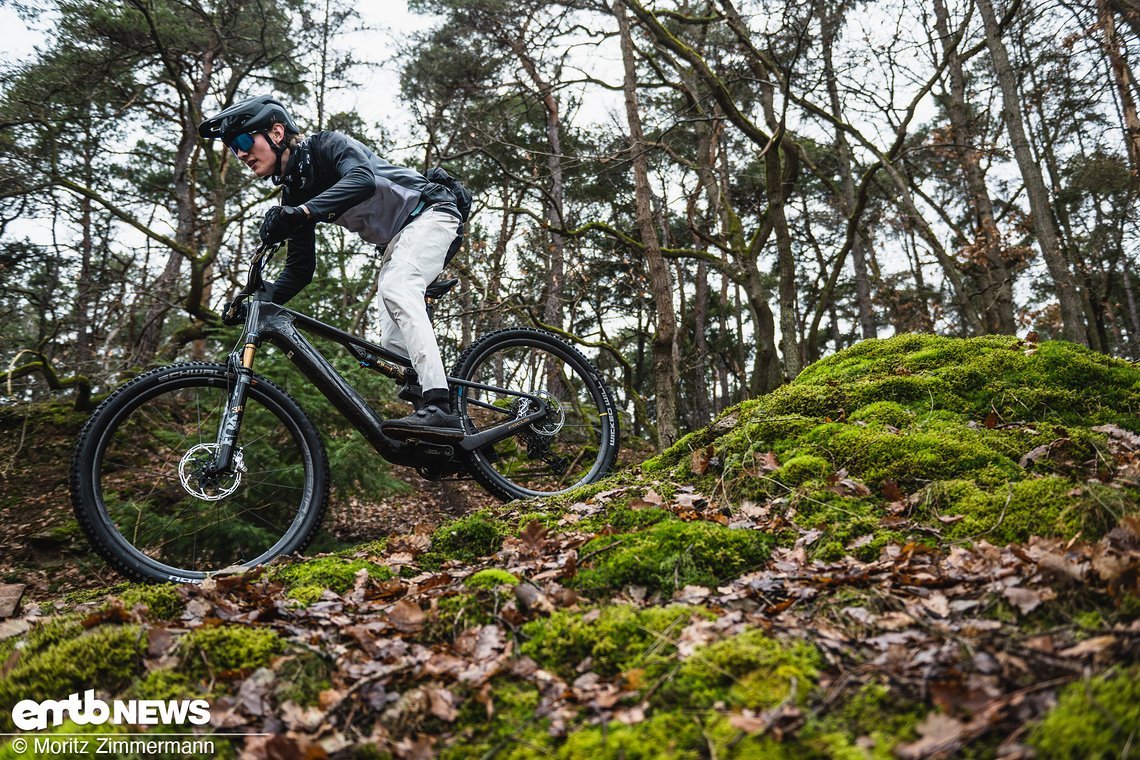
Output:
[425,277,459,300]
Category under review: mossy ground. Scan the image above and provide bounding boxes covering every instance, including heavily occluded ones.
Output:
[178,625,284,679]
[0,625,145,731]
[2,335,1136,758]
[647,335,1140,557]
[270,556,392,605]
[1029,665,1140,759]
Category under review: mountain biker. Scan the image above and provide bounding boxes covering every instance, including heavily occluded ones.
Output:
[198,95,465,442]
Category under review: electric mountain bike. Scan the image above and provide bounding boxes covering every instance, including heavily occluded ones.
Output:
[70,243,620,583]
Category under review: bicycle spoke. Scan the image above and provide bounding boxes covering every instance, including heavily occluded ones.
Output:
[83,367,322,578]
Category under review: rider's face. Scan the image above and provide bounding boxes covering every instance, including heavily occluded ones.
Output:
[231,124,286,178]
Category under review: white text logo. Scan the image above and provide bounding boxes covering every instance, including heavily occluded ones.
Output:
[12,690,211,731]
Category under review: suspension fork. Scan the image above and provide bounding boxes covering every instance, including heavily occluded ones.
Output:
[206,327,261,477]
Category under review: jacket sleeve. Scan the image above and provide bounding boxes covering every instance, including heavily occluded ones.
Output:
[301,132,376,221]
[271,223,316,305]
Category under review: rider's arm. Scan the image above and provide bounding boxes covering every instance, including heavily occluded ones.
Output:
[298,132,376,222]
[270,223,316,305]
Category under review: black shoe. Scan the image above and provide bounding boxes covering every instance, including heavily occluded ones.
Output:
[382,405,464,442]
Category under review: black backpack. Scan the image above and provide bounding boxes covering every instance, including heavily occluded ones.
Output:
[425,166,473,223]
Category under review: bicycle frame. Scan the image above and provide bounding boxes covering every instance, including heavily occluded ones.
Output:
[206,295,551,476]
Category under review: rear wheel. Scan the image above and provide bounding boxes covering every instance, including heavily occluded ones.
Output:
[452,328,619,501]
[70,363,329,582]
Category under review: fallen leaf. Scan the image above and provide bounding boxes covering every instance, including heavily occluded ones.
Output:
[520,520,549,553]
[895,712,966,759]
[921,592,951,618]
[426,685,458,722]
[881,479,904,502]
[1019,444,1051,468]
[1059,635,1116,658]
[387,600,426,633]
[691,445,716,475]
[1003,586,1043,615]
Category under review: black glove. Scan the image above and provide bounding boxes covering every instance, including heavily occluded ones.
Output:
[260,205,309,246]
[221,296,247,326]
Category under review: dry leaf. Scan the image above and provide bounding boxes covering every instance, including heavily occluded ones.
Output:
[520,520,549,553]
[1059,635,1116,658]
[895,712,966,759]
[1003,586,1043,615]
[387,600,426,633]
[691,445,716,475]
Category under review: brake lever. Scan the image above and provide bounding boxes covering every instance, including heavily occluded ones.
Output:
[239,242,283,299]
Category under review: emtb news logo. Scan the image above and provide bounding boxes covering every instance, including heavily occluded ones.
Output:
[12,690,211,730]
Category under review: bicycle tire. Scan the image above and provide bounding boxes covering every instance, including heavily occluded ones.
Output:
[452,328,619,501]
[70,362,329,583]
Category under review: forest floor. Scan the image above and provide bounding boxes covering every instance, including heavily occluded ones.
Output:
[0,407,498,601]
[1,334,1139,759]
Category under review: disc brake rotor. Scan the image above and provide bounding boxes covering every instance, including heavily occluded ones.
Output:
[525,390,565,436]
[179,443,245,501]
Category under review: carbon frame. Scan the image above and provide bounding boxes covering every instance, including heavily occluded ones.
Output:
[230,298,550,470]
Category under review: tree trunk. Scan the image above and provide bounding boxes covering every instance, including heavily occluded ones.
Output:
[820,0,877,340]
[934,0,1017,334]
[1101,0,1140,170]
[615,0,679,448]
[976,0,1088,344]
[508,37,566,334]
[767,145,802,378]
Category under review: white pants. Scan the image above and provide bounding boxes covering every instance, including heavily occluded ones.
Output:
[373,207,460,393]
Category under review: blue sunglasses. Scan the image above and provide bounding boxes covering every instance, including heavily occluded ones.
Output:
[227,132,257,156]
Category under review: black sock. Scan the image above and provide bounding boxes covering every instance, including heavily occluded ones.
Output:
[423,388,451,414]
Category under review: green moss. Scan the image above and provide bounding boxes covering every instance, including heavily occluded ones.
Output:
[520,604,711,678]
[850,401,915,428]
[794,420,1019,488]
[777,454,831,486]
[21,615,85,658]
[117,583,184,620]
[125,668,198,702]
[179,624,283,679]
[272,557,392,605]
[794,334,1139,429]
[423,510,509,566]
[553,709,798,759]
[555,711,708,759]
[442,679,553,759]
[787,489,909,561]
[0,626,145,730]
[809,682,923,759]
[574,504,671,534]
[425,593,495,642]
[512,511,561,533]
[1030,666,1140,759]
[656,628,820,711]
[464,569,519,589]
[274,649,335,706]
[912,476,1113,544]
[572,519,773,597]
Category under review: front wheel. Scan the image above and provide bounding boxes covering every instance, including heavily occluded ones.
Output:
[452,328,620,501]
[70,363,329,582]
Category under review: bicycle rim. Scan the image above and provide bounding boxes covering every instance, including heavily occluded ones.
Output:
[88,375,316,578]
[457,335,616,498]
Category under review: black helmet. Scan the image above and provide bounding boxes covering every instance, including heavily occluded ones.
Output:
[198,95,300,143]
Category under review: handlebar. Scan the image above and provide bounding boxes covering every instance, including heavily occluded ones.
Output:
[224,242,283,323]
